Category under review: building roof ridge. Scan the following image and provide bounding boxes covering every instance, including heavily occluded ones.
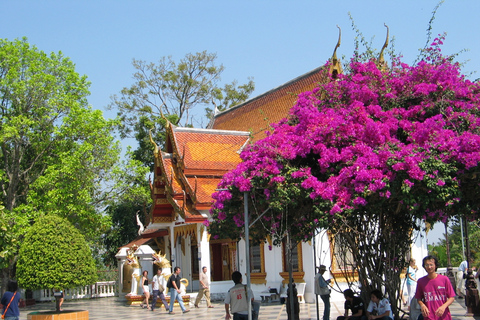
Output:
[172,126,250,136]
[213,65,325,119]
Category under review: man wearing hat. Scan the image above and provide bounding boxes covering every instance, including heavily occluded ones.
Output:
[315,265,331,320]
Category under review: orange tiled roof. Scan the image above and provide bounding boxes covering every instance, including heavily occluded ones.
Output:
[119,228,167,248]
[182,176,222,209]
[166,126,249,209]
[212,66,327,141]
[160,153,184,196]
[166,192,205,223]
[169,126,250,174]
[120,237,152,249]
[141,228,169,238]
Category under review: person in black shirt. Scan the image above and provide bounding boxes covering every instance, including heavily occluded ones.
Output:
[337,289,366,320]
[167,267,190,314]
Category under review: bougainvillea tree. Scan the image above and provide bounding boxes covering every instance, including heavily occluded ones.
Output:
[208,37,480,317]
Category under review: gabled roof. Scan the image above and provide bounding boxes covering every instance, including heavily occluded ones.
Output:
[150,124,250,222]
[159,153,184,197]
[211,66,327,141]
[169,126,250,174]
[165,125,250,210]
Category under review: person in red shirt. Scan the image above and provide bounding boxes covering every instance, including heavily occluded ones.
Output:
[415,255,455,320]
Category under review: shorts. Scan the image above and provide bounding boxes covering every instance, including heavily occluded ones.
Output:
[143,285,149,293]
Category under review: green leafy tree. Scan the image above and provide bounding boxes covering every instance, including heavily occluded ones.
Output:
[101,151,151,266]
[109,50,255,169]
[430,219,480,267]
[0,38,120,287]
[0,203,28,285]
[102,200,147,267]
[16,214,97,293]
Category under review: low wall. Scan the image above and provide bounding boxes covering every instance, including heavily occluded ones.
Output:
[33,281,117,301]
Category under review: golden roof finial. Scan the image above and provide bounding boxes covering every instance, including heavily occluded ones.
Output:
[378,23,389,66]
[329,25,343,79]
[333,25,341,62]
[156,102,172,129]
[149,129,159,157]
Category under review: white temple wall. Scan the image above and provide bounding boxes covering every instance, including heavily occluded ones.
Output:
[115,217,428,303]
[411,220,428,279]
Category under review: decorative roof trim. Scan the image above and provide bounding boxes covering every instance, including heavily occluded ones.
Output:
[172,125,250,136]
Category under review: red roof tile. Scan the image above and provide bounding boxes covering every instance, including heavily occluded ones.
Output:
[169,126,250,172]
[212,67,327,141]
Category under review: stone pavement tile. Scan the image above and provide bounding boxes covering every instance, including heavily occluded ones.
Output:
[18,296,480,320]
[19,298,340,320]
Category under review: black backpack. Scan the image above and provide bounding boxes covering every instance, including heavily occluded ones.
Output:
[166,274,174,288]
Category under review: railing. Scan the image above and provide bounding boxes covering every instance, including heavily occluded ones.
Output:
[437,267,459,275]
[33,281,117,301]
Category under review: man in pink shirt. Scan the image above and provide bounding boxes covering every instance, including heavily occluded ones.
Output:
[415,255,455,320]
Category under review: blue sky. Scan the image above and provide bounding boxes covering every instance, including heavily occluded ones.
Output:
[2,0,476,243]
[3,1,479,122]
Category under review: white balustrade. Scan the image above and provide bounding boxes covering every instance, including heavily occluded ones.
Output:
[33,281,117,301]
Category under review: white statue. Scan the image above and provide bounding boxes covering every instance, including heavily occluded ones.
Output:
[126,245,141,296]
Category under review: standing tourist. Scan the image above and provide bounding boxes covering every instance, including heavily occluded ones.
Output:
[195,266,214,308]
[456,256,473,299]
[1,280,20,320]
[167,267,190,314]
[314,265,331,320]
[415,255,455,320]
[225,271,254,320]
[151,269,169,312]
[141,270,151,310]
[53,288,64,311]
[406,258,418,306]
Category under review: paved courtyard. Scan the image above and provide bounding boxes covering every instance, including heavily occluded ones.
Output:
[19,296,478,320]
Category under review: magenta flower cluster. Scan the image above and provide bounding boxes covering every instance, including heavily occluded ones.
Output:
[209,38,480,240]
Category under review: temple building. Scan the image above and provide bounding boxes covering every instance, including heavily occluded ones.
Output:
[116,33,427,302]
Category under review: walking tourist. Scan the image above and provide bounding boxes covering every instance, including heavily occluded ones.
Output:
[1,280,20,320]
[456,255,473,299]
[195,266,214,308]
[151,269,169,312]
[167,267,190,314]
[141,270,151,310]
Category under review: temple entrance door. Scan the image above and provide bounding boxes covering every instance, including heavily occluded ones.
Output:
[221,244,231,280]
[210,242,235,281]
[211,243,223,281]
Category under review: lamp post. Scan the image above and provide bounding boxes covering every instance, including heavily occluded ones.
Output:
[313,237,320,320]
[444,220,456,292]
[244,191,252,320]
